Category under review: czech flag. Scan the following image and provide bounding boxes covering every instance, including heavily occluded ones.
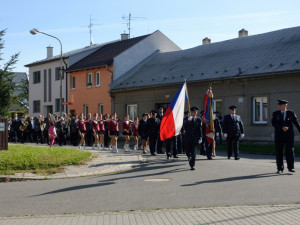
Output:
[203,88,215,144]
[160,81,188,141]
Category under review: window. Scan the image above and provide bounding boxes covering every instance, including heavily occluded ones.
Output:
[48,69,52,102]
[213,99,223,114]
[33,100,40,113]
[55,67,64,80]
[253,97,268,124]
[86,73,92,87]
[126,104,137,121]
[98,104,104,114]
[33,71,41,84]
[95,72,100,86]
[84,105,89,117]
[44,70,47,102]
[55,98,64,112]
[71,76,76,89]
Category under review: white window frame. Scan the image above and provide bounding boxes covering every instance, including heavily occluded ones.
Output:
[126,104,137,121]
[98,104,103,114]
[95,72,100,87]
[84,105,89,118]
[87,73,92,87]
[253,97,268,124]
[71,76,76,89]
[213,99,222,113]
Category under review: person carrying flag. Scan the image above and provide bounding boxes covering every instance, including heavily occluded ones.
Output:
[182,106,202,170]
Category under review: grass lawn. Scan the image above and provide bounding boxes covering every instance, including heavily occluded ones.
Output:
[0,144,92,175]
[215,143,300,156]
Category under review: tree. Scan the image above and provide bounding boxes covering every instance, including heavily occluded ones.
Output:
[15,77,29,112]
[0,29,20,117]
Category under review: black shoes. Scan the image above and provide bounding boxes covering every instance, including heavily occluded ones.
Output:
[235,157,240,160]
[227,157,231,159]
[277,169,284,174]
[191,167,195,170]
[173,155,179,158]
[207,157,212,160]
[289,169,295,172]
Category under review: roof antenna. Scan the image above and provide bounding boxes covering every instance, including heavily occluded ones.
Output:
[81,15,101,46]
[122,12,146,38]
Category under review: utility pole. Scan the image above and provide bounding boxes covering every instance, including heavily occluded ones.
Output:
[122,13,146,38]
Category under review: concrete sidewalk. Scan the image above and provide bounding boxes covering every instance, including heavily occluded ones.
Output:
[0,204,299,225]
[1,144,145,181]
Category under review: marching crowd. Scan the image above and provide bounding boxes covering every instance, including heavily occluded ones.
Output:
[7,107,224,158]
[7,99,300,172]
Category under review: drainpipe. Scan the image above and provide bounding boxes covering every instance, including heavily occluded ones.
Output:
[105,65,114,114]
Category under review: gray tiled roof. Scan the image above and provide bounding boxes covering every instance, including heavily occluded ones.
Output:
[110,26,300,91]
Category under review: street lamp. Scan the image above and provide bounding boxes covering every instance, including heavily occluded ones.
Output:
[30,28,64,117]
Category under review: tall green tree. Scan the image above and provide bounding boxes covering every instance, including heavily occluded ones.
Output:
[0,29,20,117]
[15,76,29,112]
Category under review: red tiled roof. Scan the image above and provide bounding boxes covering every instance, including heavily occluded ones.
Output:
[67,35,150,72]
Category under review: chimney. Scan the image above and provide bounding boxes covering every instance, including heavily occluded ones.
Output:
[47,46,53,58]
[121,33,129,41]
[238,29,248,38]
[202,37,211,45]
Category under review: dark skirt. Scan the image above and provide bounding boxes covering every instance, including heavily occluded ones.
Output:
[98,130,105,135]
[110,131,119,136]
[123,131,132,136]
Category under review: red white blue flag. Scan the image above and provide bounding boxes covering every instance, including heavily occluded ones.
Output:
[203,88,215,144]
[160,81,188,141]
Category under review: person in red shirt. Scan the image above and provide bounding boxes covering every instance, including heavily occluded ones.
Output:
[108,113,121,153]
[122,113,133,152]
[132,117,139,150]
[92,113,100,150]
[98,113,107,150]
[77,113,87,149]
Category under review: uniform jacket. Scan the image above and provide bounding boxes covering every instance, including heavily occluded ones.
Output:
[85,119,92,132]
[108,119,121,132]
[92,120,100,131]
[132,124,139,136]
[183,116,202,144]
[271,110,300,140]
[11,118,21,132]
[222,114,244,137]
[77,120,86,131]
[138,119,147,137]
[122,120,133,132]
[214,118,222,134]
[146,117,160,138]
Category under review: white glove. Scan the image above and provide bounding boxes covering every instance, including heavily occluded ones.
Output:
[241,133,245,138]
[216,132,219,137]
[188,116,193,121]
[198,138,202,144]
[224,133,227,138]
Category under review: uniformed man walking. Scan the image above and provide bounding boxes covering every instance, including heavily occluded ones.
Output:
[146,110,161,156]
[271,100,300,173]
[222,106,245,160]
[182,107,202,170]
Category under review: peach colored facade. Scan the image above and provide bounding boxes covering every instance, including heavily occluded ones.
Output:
[68,65,112,116]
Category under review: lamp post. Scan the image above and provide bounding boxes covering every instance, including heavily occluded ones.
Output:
[30,28,63,117]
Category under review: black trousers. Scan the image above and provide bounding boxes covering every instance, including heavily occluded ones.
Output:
[166,136,178,157]
[275,138,294,171]
[149,136,158,155]
[35,130,44,144]
[57,130,65,146]
[204,139,213,159]
[226,136,240,158]
[157,137,164,153]
[70,131,78,146]
[85,130,93,146]
[185,141,197,168]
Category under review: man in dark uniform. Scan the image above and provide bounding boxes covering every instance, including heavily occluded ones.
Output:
[146,110,161,156]
[182,106,202,170]
[55,117,65,146]
[70,116,78,146]
[156,107,164,154]
[271,100,300,173]
[85,113,93,146]
[222,105,245,160]
[11,113,21,143]
[138,113,148,154]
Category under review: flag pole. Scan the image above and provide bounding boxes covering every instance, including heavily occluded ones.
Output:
[184,79,191,115]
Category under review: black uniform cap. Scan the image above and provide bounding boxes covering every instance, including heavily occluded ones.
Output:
[277,99,288,105]
[190,106,199,112]
[229,105,237,110]
[142,113,148,117]
[184,111,190,115]
[151,110,157,114]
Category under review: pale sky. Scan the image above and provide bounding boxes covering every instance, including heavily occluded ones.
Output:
[1,0,300,73]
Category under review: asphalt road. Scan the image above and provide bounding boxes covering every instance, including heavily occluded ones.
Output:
[0,151,299,217]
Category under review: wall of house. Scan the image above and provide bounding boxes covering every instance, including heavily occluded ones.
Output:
[68,65,112,116]
[111,74,300,142]
[28,59,68,117]
[113,31,181,81]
